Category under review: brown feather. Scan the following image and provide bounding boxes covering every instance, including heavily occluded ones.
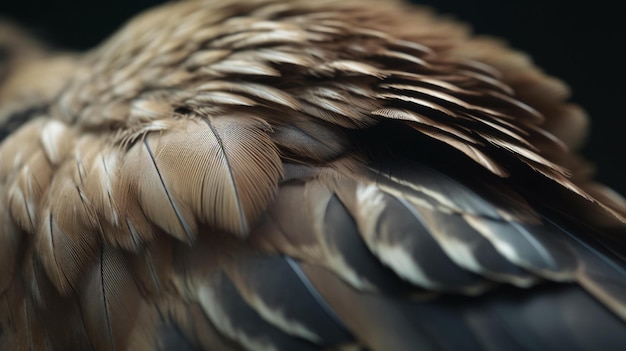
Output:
[35,162,100,295]
[0,196,21,294]
[1,291,52,350]
[120,115,283,238]
[80,245,142,351]
[1,0,625,350]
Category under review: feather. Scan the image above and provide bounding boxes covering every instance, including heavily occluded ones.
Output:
[35,163,100,295]
[78,139,155,250]
[122,116,282,238]
[197,271,319,351]
[7,149,53,233]
[413,206,538,287]
[183,50,232,70]
[80,245,142,351]
[197,81,302,111]
[253,178,419,294]
[165,299,244,351]
[0,280,52,351]
[243,48,316,67]
[382,84,511,120]
[213,29,313,50]
[317,60,387,79]
[129,236,176,295]
[463,216,579,281]
[0,119,46,182]
[23,257,93,349]
[1,0,626,350]
[129,99,176,121]
[545,217,626,320]
[223,255,354,345]
[271,116,348,162]
[190,92,258,107]
[0,195,21,294]
[358,160,578,280]
[332,178,488,293]
[299,262,441,351]
[374,49,430,67]
[38,119,74,166]
[460,284,626,351]
[371,107,479,144]
[379,92,459,118]
[410,124,510,177]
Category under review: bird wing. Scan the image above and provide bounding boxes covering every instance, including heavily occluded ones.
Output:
[1,1,625,350]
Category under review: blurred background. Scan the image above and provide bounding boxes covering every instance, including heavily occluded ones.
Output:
[1,0,624,195]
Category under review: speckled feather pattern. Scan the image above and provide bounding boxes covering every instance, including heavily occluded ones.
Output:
[0,1,625,350]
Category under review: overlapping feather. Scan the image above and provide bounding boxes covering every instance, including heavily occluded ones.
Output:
[1,0,625,350]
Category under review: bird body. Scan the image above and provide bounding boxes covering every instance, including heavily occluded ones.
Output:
[0,0,625,350]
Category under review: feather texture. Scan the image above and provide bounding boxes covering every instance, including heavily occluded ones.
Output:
[1,0,625,350]
[122,116,283,238]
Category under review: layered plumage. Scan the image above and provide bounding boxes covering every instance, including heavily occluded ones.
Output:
[1,0,625,350]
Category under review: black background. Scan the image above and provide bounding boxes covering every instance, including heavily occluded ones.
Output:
[1,0,624,195]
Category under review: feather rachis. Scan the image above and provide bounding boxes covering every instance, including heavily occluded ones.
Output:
[121,116,282,239]
[1,0,625,349]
